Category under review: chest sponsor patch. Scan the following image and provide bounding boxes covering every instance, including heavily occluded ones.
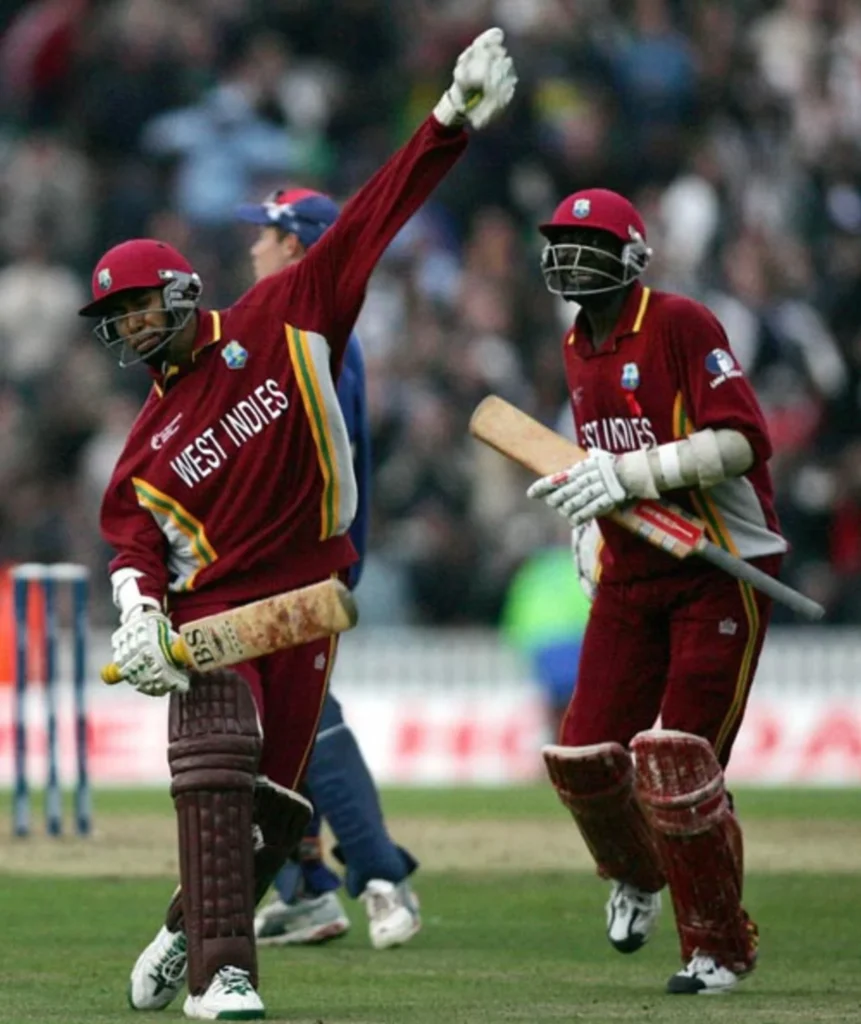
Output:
[222,340,248,369]
[705,348,743,388]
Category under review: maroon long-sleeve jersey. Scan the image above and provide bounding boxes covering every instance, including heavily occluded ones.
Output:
[563,281,787,583]
[101,115,468,612]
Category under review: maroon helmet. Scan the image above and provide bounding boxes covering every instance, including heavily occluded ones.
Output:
[79,239,202,366]
[538,188,652,298]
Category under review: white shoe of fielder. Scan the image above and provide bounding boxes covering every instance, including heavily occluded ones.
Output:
[183,966,264,1020]
[606,881,661,954]
[360,879,421,950]
[128,924,187,1011]
[666,953,742,995]
[255,891,350,946]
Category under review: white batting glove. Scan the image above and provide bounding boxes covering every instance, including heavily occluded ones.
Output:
[433,27,517,130]
[111,608,190,697]
[527,449,629,526]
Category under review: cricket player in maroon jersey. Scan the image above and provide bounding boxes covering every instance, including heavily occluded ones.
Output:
[526,189,788,995]
[80,29,516,1020]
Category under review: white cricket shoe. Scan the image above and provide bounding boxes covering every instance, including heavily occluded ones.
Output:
[128,924,187,1010]
[606,881,661,954]
[183,966,264,1020]
[254,891,350,946]
[360,879,421,950]
[666,953,742,995]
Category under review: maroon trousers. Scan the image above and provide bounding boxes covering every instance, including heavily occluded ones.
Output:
[172,600,336,791]
[560,557,781,767]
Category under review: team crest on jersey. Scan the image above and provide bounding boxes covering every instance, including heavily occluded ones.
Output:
[705,348,743,388]
[572,198,591,219]
[620,362,640,390]
[222,340,248,369]
[98,268,112,290]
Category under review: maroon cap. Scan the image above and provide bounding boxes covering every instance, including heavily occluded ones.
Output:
[539,189,647,243]
[79,239,195,316]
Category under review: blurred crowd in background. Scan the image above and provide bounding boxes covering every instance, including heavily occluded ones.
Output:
[1,0,860,626]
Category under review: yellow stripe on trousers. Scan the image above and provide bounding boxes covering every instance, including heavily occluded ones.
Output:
[672,392,760,759]
[291,633,338,788]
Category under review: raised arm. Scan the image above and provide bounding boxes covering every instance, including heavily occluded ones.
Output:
[275,28,517,355]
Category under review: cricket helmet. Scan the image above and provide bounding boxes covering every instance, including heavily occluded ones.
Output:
[235,187,340,250]
[78,239,202,367]
[539,188,652,298]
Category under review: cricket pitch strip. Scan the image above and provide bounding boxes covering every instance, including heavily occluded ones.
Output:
[1,815,859,877]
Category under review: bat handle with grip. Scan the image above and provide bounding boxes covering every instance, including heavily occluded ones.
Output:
[697,541,825,621]
[99,636,191,686]
[170,635,191,666]
[100,663,123,685]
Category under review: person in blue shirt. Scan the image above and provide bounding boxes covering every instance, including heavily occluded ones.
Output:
[236,187,420,949]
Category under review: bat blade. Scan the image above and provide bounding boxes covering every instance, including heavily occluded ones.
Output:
[469,394,588,476]
[101,579,357,684]
[175,578,358,672]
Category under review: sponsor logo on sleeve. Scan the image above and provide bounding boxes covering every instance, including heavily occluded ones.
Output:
[705,348,743,388]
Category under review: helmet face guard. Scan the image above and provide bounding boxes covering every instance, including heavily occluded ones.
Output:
[540,230,652,298]
[93,270,202,367]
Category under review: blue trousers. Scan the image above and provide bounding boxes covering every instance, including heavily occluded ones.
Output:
[275,691,417,901]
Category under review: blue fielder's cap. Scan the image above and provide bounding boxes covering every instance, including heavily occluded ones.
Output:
[235,187,340,249]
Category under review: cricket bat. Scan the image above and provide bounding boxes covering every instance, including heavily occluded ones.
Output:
[469,395,825,621]
[101,578,358,684]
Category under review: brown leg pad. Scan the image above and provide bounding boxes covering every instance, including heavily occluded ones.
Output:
[543,742,665,891]
[632,728,757,973]
[252,776,314,906]
[169,669,262,996]
[162,780,312,934]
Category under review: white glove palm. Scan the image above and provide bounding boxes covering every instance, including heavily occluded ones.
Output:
[111,609,190,697]
[527,449,629,527]
[434,27,517,129]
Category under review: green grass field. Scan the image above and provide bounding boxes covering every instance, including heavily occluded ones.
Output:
[1,788,860,1023]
